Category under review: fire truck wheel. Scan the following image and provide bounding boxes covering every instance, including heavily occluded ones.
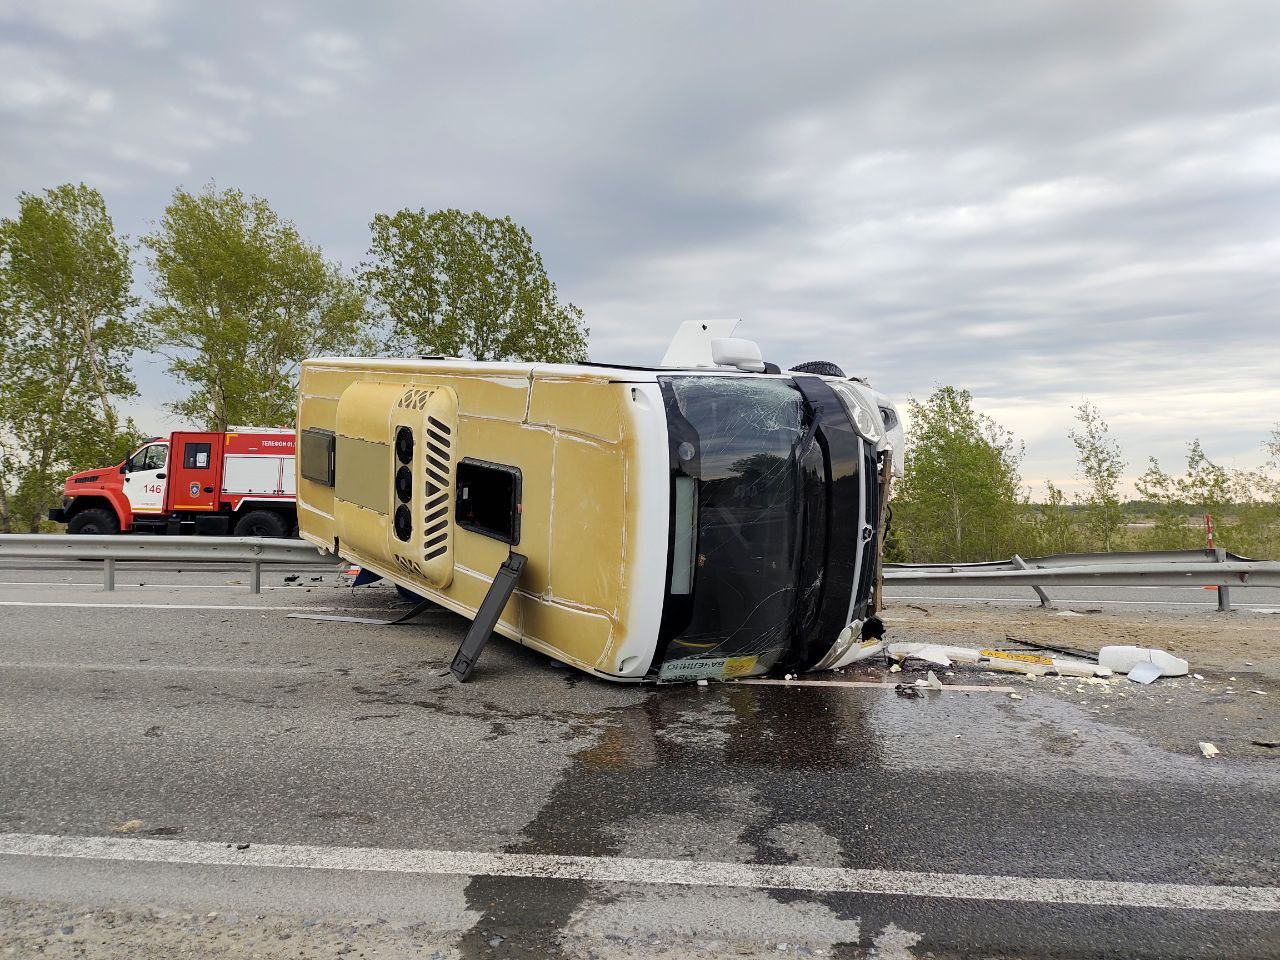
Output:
[233,510,289,538]
[67,508,120,535]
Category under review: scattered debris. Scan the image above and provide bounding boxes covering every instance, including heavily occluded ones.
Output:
[696,679,709,687]
[888,642,982,667]
[111,819,143,834]
[1099,645,1189,680]
[894,683,921,698]
[1127,662,1164,685]
[1193,673,1205,680]
[1250,690,1267,696]
[888,663,902,673]
[1199,742,1220,758]
[284,575,300,583]
[1008,693,1023,701]
[1251,739,1279,748]
[1055,610,1085,618]
[911,670,944,691]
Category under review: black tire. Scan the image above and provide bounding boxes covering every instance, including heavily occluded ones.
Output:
[789,361,847,378]
[67,507,120,535]
[395,584,428,604]
[233,509,289,538]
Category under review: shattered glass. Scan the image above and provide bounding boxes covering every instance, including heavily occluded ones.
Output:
[659,376,814,672]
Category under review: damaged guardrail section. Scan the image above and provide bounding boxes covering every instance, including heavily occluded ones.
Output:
[884,549,1280,612]
[0,535,336,593]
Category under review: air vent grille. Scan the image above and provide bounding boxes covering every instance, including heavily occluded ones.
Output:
[399,388,434,410]
[423,417,452,561]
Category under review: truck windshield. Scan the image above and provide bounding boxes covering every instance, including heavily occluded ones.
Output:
[656,376,819,677]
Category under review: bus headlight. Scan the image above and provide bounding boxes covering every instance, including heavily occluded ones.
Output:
[831,382,882,445]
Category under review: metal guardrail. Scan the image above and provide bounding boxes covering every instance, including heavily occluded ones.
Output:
[0,535,337,593]
[884,549,1279,612]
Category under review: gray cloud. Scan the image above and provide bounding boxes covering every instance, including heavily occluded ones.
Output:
[2,0,1278,491]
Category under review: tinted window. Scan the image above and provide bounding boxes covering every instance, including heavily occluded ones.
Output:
[183,442,212,469]
[456,458,521,544]
[658,376,808,671]
[300,428,336,486]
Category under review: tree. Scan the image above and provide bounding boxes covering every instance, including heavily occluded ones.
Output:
[1031,480,1082,556]
[361,209,589,362]
[1069,401,1126,550]
[142,185,368,431]
[0,184,141,532]
[893,386,1025,562]
[1136,440,1236,550]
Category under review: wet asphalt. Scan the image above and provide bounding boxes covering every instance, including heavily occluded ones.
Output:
[0,568,1277,958]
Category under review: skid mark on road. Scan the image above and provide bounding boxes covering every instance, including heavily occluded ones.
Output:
[1,833,1276,912]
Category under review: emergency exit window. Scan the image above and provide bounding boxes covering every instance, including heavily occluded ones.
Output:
[184,443,212,469]
[456,458,521,545]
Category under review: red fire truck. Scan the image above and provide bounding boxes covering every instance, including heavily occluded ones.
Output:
[49,428,298,537]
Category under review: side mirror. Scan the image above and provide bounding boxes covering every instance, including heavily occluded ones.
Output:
[119,465,127,475]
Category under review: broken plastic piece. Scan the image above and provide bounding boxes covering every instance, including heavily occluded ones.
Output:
[1199,742,1220,758]
[1127,662,1163,685]
[1008,693,1023,701]
[1098,645,1189,678]
[912,670,944,691]
[888,642,984,667]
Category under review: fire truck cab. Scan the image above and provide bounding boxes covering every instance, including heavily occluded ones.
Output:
[49,427,297,537]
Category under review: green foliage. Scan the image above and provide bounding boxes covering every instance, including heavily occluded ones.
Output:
[142,184,368,431]
[1133,438,1280,557]
[893,386,1026,562]
[1069,401,1126,550]
[0,184,142,532]
[361,208,589,362]
[1029,480,1084,556]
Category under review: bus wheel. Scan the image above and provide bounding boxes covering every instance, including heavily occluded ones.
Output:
[67,508,120,535]
[234,510,289,538]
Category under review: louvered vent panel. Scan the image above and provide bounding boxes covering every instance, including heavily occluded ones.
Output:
[423,414,452,562]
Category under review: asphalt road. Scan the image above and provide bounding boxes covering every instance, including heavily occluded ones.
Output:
[1,562,1277,958]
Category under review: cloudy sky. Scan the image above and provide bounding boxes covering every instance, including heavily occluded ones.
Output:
[3,0,1278,493]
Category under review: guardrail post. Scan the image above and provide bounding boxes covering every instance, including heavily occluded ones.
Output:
[1214,547,1231,613]
[250,560,262,594]
[103,558,116,592]
[1012,554,1051,607]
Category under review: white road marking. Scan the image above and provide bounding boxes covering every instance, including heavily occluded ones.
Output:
[1,833,1275,912]
[735,678,1017,693]
[0,662,313,674]
[0,581,304,590]
[0,601,382,612]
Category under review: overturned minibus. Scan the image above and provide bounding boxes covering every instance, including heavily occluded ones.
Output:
[294,322,899,682]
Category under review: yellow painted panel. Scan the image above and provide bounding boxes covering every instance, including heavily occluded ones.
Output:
[336,381,404,443]
[549,435,626,617]
[522,598,614,670]
[307,362,530,422]
[335,499,389,566]
[335,436,390,514]
[449,417,554,598]
[528,378,625,443]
